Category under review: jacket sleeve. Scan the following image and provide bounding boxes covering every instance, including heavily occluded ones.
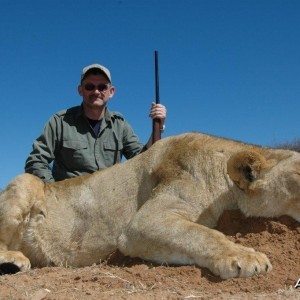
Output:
[120,119,146,159]
[25,116,60,182]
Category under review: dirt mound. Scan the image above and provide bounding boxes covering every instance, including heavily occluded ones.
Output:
[0,210,299,299]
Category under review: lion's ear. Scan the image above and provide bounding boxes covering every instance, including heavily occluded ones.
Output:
[227,150,269,192]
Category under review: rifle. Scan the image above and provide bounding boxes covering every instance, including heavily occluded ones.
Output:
[152,50,161,144]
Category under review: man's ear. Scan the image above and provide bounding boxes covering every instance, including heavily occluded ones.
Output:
[109,86,115,98]
[227,150,269,192]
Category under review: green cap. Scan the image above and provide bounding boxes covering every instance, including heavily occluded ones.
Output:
[81,64,112,83]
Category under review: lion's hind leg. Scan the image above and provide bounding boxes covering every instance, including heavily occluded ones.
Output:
[0,251,31,274]
[0,174,44,274]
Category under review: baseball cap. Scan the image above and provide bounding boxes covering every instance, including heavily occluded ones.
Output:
[81,64,112,83]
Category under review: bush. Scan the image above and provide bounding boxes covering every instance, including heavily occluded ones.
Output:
[274,138,300,152]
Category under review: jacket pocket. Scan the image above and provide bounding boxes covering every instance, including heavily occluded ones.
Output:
[103,140,123,164]
[60,140,91,170]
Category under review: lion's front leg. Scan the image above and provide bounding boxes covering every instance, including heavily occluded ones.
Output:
[118,194,272,279]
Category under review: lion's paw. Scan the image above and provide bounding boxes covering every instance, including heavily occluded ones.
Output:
[0,251,31,274]
[211,247,272,279]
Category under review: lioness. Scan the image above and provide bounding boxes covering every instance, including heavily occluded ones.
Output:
[0,133,299,279]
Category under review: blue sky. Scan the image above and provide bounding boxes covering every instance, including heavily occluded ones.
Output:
[0,0,299,188]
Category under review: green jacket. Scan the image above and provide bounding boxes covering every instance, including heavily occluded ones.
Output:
[25,105,146,182]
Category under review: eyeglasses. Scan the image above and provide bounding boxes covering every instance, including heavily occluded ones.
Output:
[83,83,111,92]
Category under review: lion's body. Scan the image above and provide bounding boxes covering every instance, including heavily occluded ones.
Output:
[1,133,300,279]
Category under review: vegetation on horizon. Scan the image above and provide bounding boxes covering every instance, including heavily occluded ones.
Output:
[274,138,300,152]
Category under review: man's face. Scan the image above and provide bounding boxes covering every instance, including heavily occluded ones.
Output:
[78,74,115,110]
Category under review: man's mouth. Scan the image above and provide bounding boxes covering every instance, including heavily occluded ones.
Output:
[90,96,103,101]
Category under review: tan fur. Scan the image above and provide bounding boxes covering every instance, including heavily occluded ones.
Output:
[1,133,300,279]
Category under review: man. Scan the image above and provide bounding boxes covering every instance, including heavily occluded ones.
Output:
[25,64,167,182]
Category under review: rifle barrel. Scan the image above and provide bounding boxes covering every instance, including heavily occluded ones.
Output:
[152,50,161,144]
[155,50,160,104]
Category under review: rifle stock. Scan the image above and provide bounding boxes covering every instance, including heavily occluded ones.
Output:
[152,118,161,143]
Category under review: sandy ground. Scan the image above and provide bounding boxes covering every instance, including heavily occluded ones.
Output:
[0,210,299,300]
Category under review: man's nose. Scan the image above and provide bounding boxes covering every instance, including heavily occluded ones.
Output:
[93,88,101,94]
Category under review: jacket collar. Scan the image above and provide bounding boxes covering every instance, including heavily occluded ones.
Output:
[77,104,113,123]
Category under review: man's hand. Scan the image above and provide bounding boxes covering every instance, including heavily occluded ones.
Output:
[149,102,167,125]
